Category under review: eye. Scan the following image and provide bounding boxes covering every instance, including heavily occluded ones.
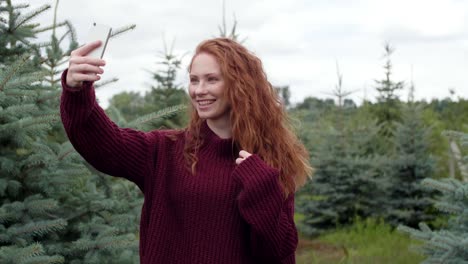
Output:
[190,78,199,84]
[207,77,218,83]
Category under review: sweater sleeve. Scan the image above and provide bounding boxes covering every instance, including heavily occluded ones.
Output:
[232,154,298,264]
[60,69,157,191]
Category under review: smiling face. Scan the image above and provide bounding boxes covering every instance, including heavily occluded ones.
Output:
[189,52,231,124]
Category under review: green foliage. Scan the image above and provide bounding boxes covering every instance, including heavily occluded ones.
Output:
[217,0,245,42]
[398,130,468,264]
[370,43,404,151]
[310,218,422,264]
[0,2,67,261]
[296,114,386,236]
[297,218,424,264]
[384,103,438,228]
[295,77,387,236]
[108,40,188,130]
[294,44,445,240]
[427,97,468,132]
[0,1,141,262]
[373,44,403,119]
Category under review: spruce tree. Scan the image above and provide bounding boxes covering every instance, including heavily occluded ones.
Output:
[1,1,142,263]
[384,102,438,228]
[109,39,188,130]
[398,130,468,263]
[373,43,404,126]
[296,69,386,236]
[0,2,70,262]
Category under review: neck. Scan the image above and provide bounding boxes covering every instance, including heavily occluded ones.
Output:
[207,118,232,139]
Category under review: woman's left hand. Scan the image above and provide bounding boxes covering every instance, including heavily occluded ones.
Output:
[236,150,252,165]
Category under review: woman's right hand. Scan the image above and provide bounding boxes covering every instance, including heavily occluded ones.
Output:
[66,40,106,88]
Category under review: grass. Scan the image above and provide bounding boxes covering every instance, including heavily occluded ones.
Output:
[296,218,425,264]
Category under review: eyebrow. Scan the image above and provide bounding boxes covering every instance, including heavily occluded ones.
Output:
[189,73,220,78]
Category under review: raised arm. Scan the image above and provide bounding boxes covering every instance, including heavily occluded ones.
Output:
[60,42,158,191]
[233,154,298,264]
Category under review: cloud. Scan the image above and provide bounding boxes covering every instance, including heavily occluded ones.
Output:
[28,0,468,107]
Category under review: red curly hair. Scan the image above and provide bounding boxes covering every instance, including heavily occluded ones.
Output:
[184,38,312,197]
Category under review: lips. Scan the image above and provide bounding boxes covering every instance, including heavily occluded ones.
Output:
[197,99,216,106]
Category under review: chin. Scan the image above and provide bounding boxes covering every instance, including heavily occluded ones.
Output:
[196,111,210,119]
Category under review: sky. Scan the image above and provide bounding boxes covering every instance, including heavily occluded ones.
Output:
[28,0,468,108]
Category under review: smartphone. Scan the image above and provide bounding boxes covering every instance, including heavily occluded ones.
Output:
[86,23,112,59]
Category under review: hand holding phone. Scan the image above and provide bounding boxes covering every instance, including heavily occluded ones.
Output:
[86,23,112,59]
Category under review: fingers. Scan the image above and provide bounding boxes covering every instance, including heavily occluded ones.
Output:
[236,150,252,165]
[69,56,106,67]
[69,55,106,66]
[239,150,251,159]
[70,64,104,74]
[71,73,101,82]
[70,64,104,75]
[71,40,102,57]
[66,42,106,88]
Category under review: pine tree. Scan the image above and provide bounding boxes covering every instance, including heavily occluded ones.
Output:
[373,43,404,125]
[0,2,67,262]
[398,130,468,263]
[109,38,188,129]
[1,1,142,263]
[377,82,439,228]
[385,102,438,227]
[296,68,386,236]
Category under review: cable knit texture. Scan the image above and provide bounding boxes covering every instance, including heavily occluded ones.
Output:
[60,70,298,264]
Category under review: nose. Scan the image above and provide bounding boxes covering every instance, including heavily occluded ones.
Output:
[194,80,208,96]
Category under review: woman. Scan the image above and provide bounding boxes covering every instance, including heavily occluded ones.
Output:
[62,37,312,264]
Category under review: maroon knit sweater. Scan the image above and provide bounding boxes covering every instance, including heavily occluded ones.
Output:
[60,71,298,264]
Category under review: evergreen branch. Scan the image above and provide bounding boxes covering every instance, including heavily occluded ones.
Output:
[57,59,68,67]
[26,199,59,217]
[94,77,118,89]
[0,114,59,134]
[71,238,95,252]
[12,3,30,9]
[5,89,39,97]
[0,209,20,224]
[418,222,432,233]
[0,53,30,91]
[52,167,90,179]
[109,24,136,39]
[65,209,89,222]
[96,235,138,251]
[1,104,38,117]
[32,21,67,34]
[105,105,127,125]
[18,165,43,183]
[421,178,456,193]
[37,90,61,104]
[128,104,187,128]
[65,20,77,43]
[57,147,74,161]
[58,29,70,45]
[4,72,48,89]
[434,202,464,214]
[30,41,53,49]
[10,219,67,238]
[397,225,431,241]
[14,4,51,31]
[16,243,44,263]
[21,255,65,264]
[12,35,33,48]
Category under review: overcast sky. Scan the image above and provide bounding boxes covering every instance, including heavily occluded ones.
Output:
[29,0,467,107]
